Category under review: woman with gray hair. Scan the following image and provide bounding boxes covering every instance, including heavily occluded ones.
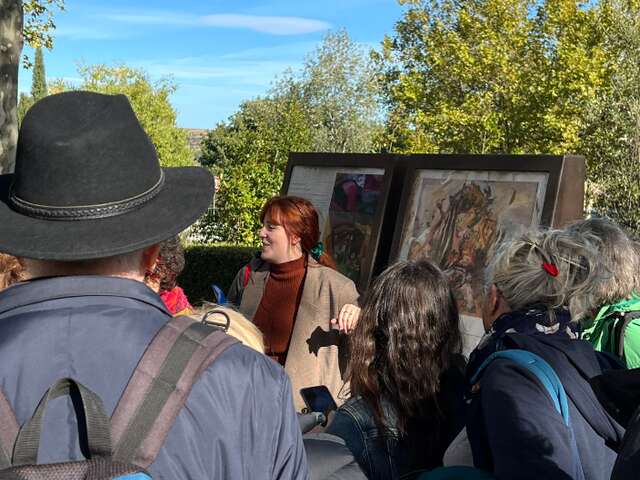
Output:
[566,217,640,368]
[465,228,624,480]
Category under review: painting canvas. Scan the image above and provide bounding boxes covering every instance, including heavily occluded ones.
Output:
[324,173,385,284]
[397,170,548,318]
[286,165,387,289]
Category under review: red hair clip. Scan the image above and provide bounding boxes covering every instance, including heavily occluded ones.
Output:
[542,262,558,277]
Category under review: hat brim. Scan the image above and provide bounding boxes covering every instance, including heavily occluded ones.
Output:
[0,167,214,260]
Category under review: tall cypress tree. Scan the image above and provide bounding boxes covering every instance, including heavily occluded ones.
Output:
[31,47,47,101]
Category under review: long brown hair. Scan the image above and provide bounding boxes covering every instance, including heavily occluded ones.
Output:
[147,236,186,293]
[348,260,462,434]
[0,253,23,290]
[260,196,336,269]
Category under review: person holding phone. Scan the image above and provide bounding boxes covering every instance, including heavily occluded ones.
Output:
[228,195,360,411]
[325,260,466,480]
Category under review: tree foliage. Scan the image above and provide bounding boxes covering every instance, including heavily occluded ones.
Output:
[579,0,640,233]
[195,95,312,244]
[280,29,383,153]
[22,0,64,66]
[17,93,33,127]
[51,64,194,168]
[377,0,610,155]
[17,45,45,127]
[197,30,382,245]
[31,46,47,100]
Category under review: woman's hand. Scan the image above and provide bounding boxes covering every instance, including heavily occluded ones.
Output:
[331,304,361,334]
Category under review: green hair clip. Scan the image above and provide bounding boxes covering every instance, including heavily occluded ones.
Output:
[310,241,324,261]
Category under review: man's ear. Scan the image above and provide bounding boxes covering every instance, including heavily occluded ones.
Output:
[141,244,161,274]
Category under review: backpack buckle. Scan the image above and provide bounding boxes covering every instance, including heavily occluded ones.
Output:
[201,309,231,332]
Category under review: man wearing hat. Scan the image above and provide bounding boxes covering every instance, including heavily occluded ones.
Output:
[0,92,307,478]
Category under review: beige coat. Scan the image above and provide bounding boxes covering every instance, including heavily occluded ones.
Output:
[228,256,359,411]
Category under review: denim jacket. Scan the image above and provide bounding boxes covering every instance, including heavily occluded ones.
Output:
[326,366,465,480]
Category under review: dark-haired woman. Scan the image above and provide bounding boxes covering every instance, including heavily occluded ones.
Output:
[145,236,193,316]
[228,195,360,411]
[325,260,466,480]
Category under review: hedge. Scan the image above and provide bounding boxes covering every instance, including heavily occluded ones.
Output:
[179,244,256,305]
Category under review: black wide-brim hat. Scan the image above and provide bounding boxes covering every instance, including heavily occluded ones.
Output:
[0,91,214,260]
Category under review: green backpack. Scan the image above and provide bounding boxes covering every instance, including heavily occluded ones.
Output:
[583,295,640,368]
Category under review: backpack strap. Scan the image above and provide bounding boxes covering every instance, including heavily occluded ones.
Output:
[242,264,251,288]
[111,316,239,468]
[470,349,585,480]
[613,311,640,360]
[0,390,19,469]
[12,378,112,466]
[470,350,570,425]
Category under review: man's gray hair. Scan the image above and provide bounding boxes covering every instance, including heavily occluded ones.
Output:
[565,218,640,319]
[485,228,602,321]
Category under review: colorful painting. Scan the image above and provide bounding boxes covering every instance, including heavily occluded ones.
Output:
[323,173,385,285]
[286,165,387,290]
[398,170,548,318]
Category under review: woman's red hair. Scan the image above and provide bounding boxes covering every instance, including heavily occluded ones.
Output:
[260,196,336,269]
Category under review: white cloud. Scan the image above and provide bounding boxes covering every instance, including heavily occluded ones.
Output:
[200,14,329,35]
[101,11,330,36]
[102,12,194,26]
[55,26,117,40]
[133,56,301,87]
[218,41,318,61]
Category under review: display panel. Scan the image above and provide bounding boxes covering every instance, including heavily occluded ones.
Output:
[285,159,393,291]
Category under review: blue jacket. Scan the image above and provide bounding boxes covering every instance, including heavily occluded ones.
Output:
[326,366,466,480]
[467,310,625,480]
[0,276,308,480]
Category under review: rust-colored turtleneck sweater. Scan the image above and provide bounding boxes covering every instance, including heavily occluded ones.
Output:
[253,256,306,365]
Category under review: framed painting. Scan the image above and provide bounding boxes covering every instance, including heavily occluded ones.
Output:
[282,153,397,292]
[389,154,584,354]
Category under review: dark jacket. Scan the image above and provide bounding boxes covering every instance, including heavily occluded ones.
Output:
[0,276,308,480]
[325,367,466,480]
[303,433,367,480]
[590,368,640,480]
[467,308,625,480]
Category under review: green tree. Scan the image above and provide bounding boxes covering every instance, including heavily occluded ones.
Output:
[31,46,46,100]
[196,95,312,244]
[22,0,65,58]
[0,0,64,173]
[196,30,382,245]
[51,64,194,168]
[377,0,610,155]
[579,0,640,233]
[281,29,383,153]
[16,93,34,126]
[16,45,46,126]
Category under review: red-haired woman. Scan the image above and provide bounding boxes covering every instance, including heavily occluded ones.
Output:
[228,196,360,411]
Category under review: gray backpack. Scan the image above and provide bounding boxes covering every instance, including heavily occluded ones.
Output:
[0,316,237,479]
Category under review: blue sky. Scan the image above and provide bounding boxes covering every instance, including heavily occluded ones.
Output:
[20,0,403,128]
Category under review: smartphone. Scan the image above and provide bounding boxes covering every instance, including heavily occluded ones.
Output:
[299,385,338,415]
